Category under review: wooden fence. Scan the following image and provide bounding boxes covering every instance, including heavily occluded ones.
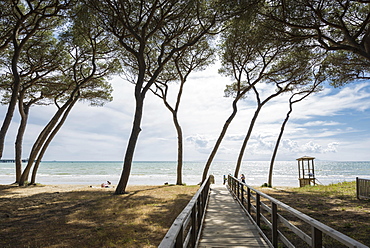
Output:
[158,176,211,248]
[357,177,370,200]
[228,175,368,248]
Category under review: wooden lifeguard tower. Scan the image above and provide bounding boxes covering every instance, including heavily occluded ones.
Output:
[297,156,316,187]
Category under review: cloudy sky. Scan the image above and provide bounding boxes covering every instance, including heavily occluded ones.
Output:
[2,62,370,162]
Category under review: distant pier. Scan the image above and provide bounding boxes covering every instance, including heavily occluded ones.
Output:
[0,159,28,163]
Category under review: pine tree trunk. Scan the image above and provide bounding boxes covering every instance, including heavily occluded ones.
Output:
[202,98,238,183]
[173,114,183,185]
[234,105,262,177]
[15,101,29,183]
[18,101,72,186]
[30,98,78,185]
[0,37,22,159]
[115,96,144,194]
[268,111,290,186]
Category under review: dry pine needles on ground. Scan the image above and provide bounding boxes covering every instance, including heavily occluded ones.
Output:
[0,184,199,248]
[259,181,370,247]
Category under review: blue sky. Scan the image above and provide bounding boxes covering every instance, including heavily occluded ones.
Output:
[2,63,370,162]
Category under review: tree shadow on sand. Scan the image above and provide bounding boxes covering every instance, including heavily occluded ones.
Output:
[0,185,197,247]
[259,186,370,247]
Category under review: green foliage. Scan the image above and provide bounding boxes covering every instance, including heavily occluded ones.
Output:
[219,10,323,99]
[0,2,118,107]
[322,51,370,87]
[88,0,229,87]
[265,0,370,87]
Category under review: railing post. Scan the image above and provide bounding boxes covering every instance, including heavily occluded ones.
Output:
[247,187,251,214]
[233,177,236,193]
[190,204,197,247]
[228,174,231,188]
[241,184,244,206]
[272,202,278,248]
[175,224,184,248]
[312,226,322,248]
[197,197,201,228]
[237,181,240,200]
[256,194,261,227]
[199,191,203,222]
[356,177,360,200]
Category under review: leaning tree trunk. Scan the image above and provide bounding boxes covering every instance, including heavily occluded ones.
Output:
[115,95,144,194]
[14,101,30,183]
[234,105,262,177]
[201,79,260,184]
[267,87,318,186]
[30,98,78,185]
[268,109,291,186]
[18,100,72,186]
[234,86,284,178]
[202,98,239,183]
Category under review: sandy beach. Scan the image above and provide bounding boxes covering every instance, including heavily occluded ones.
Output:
[0,184,106,197]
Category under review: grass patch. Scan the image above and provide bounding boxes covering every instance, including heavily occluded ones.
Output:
[0,184,199,247]
[260,181,370,247]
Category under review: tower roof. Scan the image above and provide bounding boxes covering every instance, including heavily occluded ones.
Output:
[296,156,315,161]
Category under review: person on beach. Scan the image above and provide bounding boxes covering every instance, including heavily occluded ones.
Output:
[101,181,111,188]
[240,174,245,183]
[223,175,227,185]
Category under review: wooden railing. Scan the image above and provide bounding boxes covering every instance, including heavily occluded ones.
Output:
[356,177,370,200]
[158,176,211,248]
[228,175,368,248]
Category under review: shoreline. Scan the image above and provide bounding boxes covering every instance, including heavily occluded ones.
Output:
[0,184,113,198]
[0,183,297,199]
[1,161,368,188]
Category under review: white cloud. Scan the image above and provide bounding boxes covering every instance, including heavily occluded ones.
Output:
[300,141,324,153]
[186,134,210,149]
[324,142,340,153]
[302,121,342,127]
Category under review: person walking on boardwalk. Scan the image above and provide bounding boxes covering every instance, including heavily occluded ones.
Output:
[240,174,245,183]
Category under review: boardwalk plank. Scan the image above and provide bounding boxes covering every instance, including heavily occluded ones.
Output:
[198,185,269,248]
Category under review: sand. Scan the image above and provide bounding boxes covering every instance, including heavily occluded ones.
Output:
[0,184,106,197]
[0,183,198,247]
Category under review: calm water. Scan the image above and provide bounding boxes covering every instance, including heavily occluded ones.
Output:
[0,161,369,187]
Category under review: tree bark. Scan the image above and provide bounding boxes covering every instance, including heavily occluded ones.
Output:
[18,99,73,186]
[268,107,291,186]
[234,105,262,177]
[202,98,238,182]
[0,34,22,159]
[267,85,320,186]
[234,84,286,178]
[173,113,183,185]
[115,95,144,194]
[201,81,259,183]
[15,99,30,183]
[30,97,78,185]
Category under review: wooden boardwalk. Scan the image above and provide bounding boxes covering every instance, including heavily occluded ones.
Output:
[198,184,269,248]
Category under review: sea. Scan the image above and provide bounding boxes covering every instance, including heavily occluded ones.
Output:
[0,161,369,187]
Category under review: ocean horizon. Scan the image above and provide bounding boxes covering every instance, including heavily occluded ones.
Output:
[1,160,369,187]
